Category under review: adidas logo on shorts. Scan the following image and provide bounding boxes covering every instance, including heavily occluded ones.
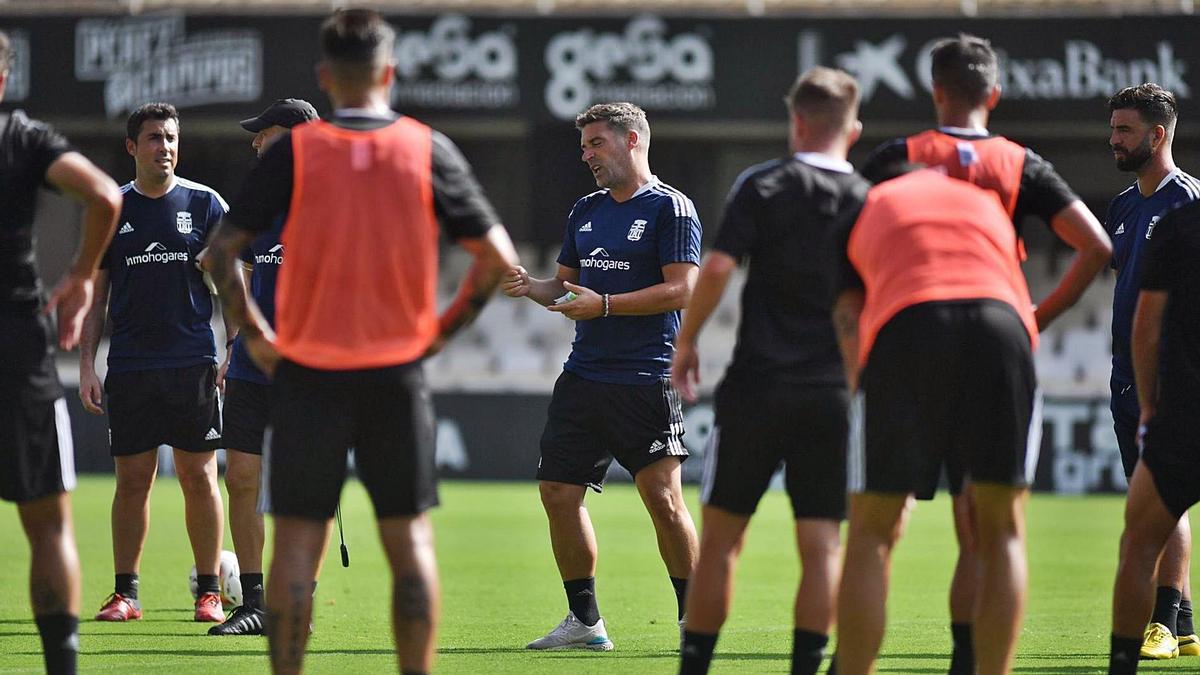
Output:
[649,439,666,454]
[205,428,221,441]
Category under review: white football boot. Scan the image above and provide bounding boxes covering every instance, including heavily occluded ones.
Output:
[526,612,614,651]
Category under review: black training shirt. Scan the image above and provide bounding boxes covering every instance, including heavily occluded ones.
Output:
[1139,198,1200,418]
[227,111,497,240]
[0,110,71,306]
[713,154,870,386]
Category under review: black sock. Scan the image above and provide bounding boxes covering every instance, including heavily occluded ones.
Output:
[1108,634,1141,675]
[196,574,220,596]
[241,573,265,609]
[564,577,600,627]
[791,629,829,675]
[680,630,718,675]
[1151,586,1182,635]
[949,623,973,675]
[1178,598,1195,636]
[35,614,78,675]
[670,576,688,621]
[115,573,138,600]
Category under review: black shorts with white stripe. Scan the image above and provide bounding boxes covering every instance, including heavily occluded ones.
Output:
[848,299,1041,500]
[0,368,76,502]
[537,370,687,492]
[701,377,847,519]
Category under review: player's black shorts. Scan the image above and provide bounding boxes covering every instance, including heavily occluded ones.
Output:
[702,376,846,520]
[1110,374,1140,478]
[538,370,687,492]
[263,359,437,520]
[1140,407,1200,519]
[105,363,222,456]
[849,300,1041,500]
[222,378,271,455]
[0,369,76,503]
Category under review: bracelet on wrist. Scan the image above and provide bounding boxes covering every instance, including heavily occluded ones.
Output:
[602,293,610,318]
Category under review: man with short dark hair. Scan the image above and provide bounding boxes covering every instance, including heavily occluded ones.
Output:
[1105,82,1198,660]
[504,101,701,651]
[673,67,868,675]
[0,28,122,674]
[80,102,231,624]
[207,98,319,637]
[861,33,1111,671]
[832,164,1042,675]
[1107,196,1200,674]
[203,10,517,674]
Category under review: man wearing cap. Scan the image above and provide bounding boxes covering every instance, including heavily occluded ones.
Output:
[206,98,318,636]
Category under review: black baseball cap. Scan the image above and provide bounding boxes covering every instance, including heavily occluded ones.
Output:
[240,98,319,132]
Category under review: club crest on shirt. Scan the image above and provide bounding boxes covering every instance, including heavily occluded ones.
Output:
[176,211,193,234]
[627,219,646,241]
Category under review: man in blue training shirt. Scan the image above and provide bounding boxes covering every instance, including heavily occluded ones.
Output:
[1106,83,1199,659]
[504,102,701,651]
[79,103,231,624]
[207,98,319,637]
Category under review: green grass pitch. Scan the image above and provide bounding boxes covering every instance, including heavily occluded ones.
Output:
[1,477,1197,673]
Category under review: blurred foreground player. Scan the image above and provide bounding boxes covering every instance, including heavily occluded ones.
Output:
[673,67,868,675]
[504,102,701,651]
[1107,198,1200,673]
[207,98,320,637]
[80,103,231,624]
[204,10,517,673]
[1104,83,1197,659]
[832,165,1041,675]
[0,28,122,673]
[861,34,1110,671]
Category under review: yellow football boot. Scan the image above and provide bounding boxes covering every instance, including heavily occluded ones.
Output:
[1177,632,1200,656]
[1140,622,1179,659]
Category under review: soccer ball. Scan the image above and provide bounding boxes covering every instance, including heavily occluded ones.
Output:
[188,550,242,607]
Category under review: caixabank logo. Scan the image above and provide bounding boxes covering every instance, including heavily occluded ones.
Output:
[392,15,518,110]
[544,16,715,121]
[75,13,262,118]
[797,31,1191,105]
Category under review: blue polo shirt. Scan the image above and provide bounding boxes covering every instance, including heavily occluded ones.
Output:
[102,178,227,373]
[557,177,702,385]
[1107,168,1200,384]
[224,215,283,385]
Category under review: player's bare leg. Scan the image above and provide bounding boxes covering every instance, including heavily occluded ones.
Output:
[1155,515,1192,635]
[173,449,223,577]
[795,518,842,635]
[971,483,1029,675]
[684,506,750,633]
[949,487,981,672]
[634,457,698,579]
[267,516,330,675]
[378,514,440,673]
[19,492,82,674]
[1111,463,1182,670]
[539,480,597,580]
[225,449,263,574]
[19,493,81,617]
[111,451,159,575]
[836,493,912,675]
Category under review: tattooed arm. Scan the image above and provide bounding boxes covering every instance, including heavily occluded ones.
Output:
[203,221,279,376]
